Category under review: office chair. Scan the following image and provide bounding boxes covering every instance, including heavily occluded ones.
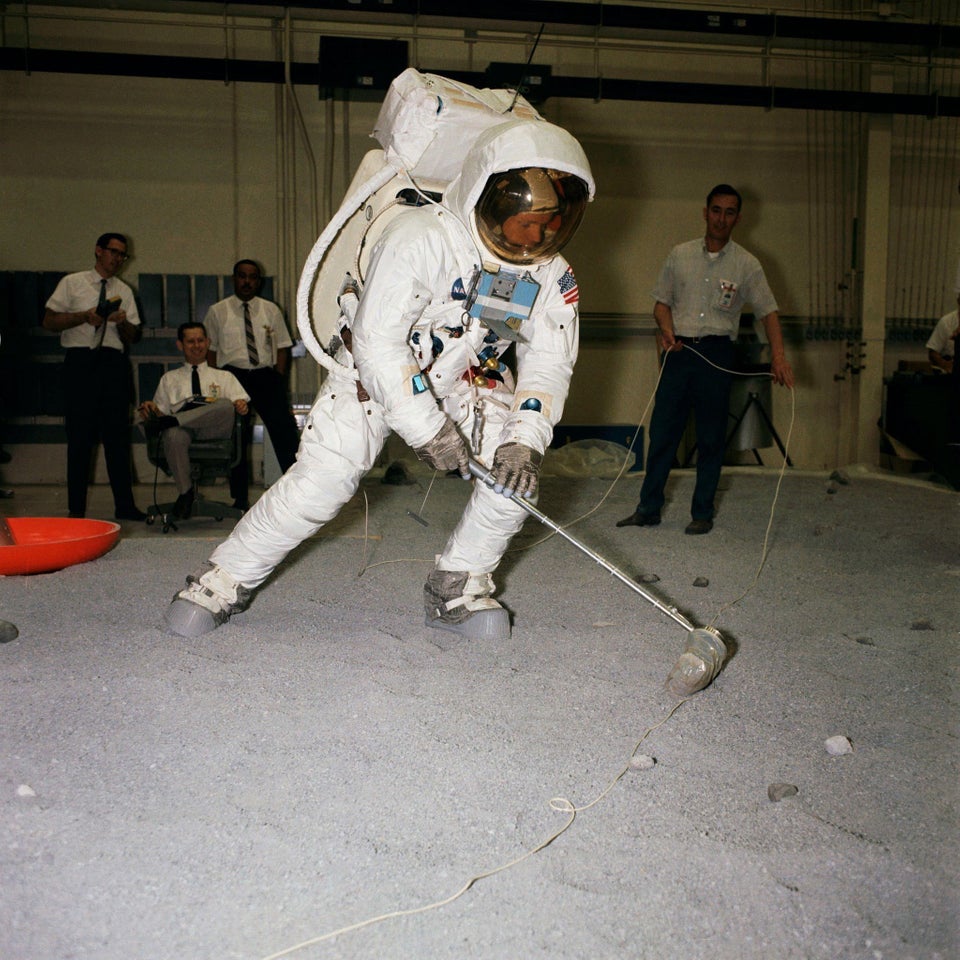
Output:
[145,412,245,533]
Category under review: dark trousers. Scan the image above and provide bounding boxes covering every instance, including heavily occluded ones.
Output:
[951,355,960,444]
[638,337,735,521]
[224,365,300,504]
[62,348,137,517]
[946,356,960,489]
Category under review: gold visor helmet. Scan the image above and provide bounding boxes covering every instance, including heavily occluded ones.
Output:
[475,167,590,266]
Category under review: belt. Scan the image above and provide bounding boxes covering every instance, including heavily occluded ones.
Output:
[678,335,729,344]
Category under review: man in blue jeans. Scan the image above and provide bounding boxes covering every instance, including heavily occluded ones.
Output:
[618,184,794,535]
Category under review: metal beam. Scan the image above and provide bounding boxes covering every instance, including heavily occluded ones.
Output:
[3,47,959,117]
[143,1,960,52]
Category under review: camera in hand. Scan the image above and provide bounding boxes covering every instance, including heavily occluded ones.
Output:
[96,296,122,320]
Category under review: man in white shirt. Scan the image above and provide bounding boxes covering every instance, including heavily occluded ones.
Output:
[139,322,249,519]
[43,232,145,521]
[926,294,959,374]
[203,260,301,510]
[617,185,794,535]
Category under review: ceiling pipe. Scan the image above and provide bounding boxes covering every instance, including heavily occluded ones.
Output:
[2,46,958,117]
[150,1,960,52]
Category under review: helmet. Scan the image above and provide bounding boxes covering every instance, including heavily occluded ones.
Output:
[475,167,589,265]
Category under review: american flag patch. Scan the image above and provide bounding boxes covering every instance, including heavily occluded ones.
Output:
[557,267,579,304]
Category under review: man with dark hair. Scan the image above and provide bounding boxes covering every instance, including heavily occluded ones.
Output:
[138,322,249,519]
[203,260,300,511]
[43,232,145,520]
[618,184,794,535]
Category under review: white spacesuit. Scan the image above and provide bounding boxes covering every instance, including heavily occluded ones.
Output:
[165,115,594,641]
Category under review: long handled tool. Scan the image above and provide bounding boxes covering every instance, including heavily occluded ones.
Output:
[469,459,728,696]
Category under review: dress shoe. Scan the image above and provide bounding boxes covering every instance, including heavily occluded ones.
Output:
[232,499,249,513]
[616,510,660,528]
[172,490,195,520]
[115,507,147,522]
[685,519,714,535]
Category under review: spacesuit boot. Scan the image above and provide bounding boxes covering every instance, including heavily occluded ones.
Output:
[664,628,728,697]
[424,569,511,641]
[164,562,252,638]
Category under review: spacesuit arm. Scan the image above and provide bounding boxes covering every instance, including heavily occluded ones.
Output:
[499,259,580,454]
[350,219,451,449]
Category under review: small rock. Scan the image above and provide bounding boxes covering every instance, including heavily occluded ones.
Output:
[16,784,36,798]
[826,484,837,495]
[638,573,660,584]
[825,735,853,756]
[692,576,709,588]
[0,620,19,644]
[829,469,850,485]
[910,619,934,631]
[628,754,656,771]
[767,782,799,802]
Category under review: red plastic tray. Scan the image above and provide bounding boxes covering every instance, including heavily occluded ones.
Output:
[0,518,121,575]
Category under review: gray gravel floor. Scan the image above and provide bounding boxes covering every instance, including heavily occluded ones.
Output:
[1,466,958,960]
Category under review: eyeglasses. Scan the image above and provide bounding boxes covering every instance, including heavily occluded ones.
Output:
[102,247,129,261]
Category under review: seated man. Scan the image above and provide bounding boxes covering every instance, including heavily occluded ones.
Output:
[139,321,249,519]
[926,293,959,374]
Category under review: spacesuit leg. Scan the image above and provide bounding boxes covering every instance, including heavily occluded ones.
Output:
[165,375,390,637]
[424,399,530,641]
[436,477,530,573]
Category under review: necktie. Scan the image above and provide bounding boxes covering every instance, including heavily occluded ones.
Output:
[244,302,259,366]
[95,279,108,349]
[191,365,201,397]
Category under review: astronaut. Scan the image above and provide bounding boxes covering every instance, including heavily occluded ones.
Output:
[164,116,594,641]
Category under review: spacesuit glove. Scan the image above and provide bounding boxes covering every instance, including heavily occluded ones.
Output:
[490,442,542,500]
[413,418,470,478]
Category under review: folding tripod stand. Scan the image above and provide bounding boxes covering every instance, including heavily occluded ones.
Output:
[681,365,792,468]
[725,387,792,466]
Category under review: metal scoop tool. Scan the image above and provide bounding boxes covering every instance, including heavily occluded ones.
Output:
[468,459,727,696]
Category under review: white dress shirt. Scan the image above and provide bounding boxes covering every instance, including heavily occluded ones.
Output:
[203,295,292,369]
[45,269,141,351]
[152,361,249,415]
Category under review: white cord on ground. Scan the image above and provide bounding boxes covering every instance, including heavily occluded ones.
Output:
[417,471,438,518]
[676,343,797,625]
[262,351,796,959]
[257,698,690,960]
[708,384,796,627]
